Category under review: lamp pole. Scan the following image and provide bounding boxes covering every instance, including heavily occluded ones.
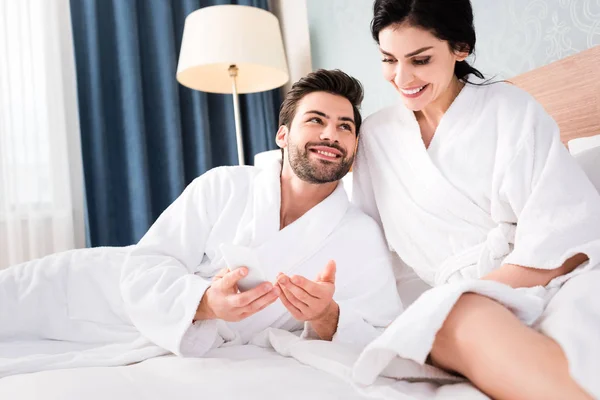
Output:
[228,64,245,165]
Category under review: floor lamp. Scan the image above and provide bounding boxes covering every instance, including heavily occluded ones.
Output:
[176,5,289,166]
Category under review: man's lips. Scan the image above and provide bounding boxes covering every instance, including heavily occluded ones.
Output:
[308,145,343,158]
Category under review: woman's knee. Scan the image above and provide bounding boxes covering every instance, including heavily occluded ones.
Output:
[430,294,488,370]
[431,293,513,372]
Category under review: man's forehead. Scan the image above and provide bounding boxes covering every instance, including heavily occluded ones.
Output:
[295,91,353,116]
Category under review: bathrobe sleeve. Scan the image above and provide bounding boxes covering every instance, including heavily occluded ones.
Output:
[498,101,600,271]
[120,171,220,356]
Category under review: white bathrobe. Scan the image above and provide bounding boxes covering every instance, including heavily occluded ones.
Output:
[0,161,401,378]
[351,81,600,396]
[122,161,402,357]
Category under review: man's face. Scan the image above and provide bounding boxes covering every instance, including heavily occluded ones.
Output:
[277,91,357,184]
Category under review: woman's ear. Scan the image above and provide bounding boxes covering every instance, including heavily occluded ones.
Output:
[275,125,288,149]
[454,43,470,62]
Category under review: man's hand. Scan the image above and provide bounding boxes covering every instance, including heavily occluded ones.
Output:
[276,260,339,339]
[194,267,280,322]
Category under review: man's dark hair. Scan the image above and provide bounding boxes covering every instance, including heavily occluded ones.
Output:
[278,69,364,135]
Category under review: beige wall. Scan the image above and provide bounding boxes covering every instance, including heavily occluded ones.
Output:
[270,0,312,95]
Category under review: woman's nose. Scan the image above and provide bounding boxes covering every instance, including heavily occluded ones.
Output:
[394,65,413,88]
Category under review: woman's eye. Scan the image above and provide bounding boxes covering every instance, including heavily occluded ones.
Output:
[382,57,396,64]
[308,117,323,124]
[413,57,431,66]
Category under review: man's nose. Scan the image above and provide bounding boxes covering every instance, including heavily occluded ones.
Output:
[320,123,339,142]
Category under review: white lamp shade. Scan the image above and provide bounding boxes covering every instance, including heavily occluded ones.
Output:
[176,5,289,94]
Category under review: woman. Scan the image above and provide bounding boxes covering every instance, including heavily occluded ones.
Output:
[352,0,600,399]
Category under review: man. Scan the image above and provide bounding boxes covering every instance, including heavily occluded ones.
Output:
[0,70,401,378]
[121,69,402,356]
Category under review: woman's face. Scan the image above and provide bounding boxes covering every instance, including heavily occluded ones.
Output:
[378,23,468,111]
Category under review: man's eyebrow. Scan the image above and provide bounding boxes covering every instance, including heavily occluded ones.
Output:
[304,110,329,118]
[305,110,355,125]
[339,116,355,125]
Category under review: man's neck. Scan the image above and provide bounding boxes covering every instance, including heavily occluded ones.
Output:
[279,167,338,230]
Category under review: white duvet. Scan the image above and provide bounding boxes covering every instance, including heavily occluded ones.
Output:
[0,242,485,399]
[0,329,487,400]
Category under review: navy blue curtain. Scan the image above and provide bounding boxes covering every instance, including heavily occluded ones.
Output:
[70,0,281,247]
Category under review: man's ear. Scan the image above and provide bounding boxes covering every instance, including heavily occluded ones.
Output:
[275,125,288,149]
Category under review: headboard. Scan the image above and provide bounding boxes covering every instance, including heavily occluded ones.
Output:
[510,45,600,144]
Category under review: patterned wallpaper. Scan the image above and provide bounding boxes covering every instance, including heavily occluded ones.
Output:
[473,0,600,78]
[306,0,600,115]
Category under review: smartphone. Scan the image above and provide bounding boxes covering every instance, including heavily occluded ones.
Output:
[219,243,267,292]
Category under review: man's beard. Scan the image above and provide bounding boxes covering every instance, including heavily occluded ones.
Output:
[287,140,354,184]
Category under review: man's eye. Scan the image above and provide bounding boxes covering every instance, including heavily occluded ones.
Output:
[309,117,323,124]
[340,124,352,131]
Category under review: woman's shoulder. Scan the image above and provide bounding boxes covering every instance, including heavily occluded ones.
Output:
[472,79,540,112]
[472,79,559,149]
[360,103,410,137]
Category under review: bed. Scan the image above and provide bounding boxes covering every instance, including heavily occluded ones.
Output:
[509,45,600,145]
[1,46,599,400]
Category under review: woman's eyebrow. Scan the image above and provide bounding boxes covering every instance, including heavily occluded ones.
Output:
[404,46,433,57]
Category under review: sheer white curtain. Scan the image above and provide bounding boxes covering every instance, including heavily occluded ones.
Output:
[0,0,85,269]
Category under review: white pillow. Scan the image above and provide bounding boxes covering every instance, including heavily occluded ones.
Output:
[568,134,600,156]
[572,145,600,193]
[254,149,281,167]
[569,135,600,192]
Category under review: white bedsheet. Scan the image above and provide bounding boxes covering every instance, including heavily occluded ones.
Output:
[0,244,485,399]
[0,330,487,400]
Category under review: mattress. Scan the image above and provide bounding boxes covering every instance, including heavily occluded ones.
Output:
[0,344,486,400]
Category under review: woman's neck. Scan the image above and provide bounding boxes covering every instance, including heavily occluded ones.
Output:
[415,77,465,129]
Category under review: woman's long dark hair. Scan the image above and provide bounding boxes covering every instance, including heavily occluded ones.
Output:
[371,0,485,82]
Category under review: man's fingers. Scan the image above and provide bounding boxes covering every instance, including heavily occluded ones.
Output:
[278,275,327,306]
[281,278,318,306]
[220,267,248,290]
[279,279,310,312]
[287,274,331,298]
[317,260,336,284]
[240,286,280,317]
[213,267,230,281]
[278,285,303,319]
[229,282,273,308]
